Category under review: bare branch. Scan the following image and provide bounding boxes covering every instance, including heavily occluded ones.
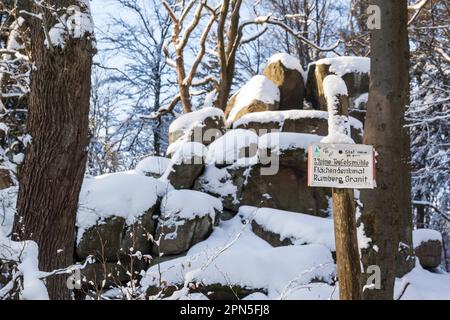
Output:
[240,26,268,45]
[162,1,178,23]
[141,95,180,122]
[184,11,217,87]
[408,0,430,26]
[177,0,206,51]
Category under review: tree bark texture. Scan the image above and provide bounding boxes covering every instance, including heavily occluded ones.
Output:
[12,0,94,300]
[360,0,413,300]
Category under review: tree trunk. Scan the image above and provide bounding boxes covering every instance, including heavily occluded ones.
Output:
[416,204,425,229]
[175,53,192,113]
[12,0,94,300]
[359,0,412,300]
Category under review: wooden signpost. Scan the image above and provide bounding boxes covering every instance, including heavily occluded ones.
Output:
[308,143,375,300]
[307,77,376,300]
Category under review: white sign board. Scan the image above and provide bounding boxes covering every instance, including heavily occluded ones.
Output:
[308,143,376,189]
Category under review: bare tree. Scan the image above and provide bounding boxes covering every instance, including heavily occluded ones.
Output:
[98,0,174,156]
[0,1,31,189]
[161,0,218,114]
[407,0,449,269]
[265,0,345,66]
[156,0,341,117]
[87,66,123,175]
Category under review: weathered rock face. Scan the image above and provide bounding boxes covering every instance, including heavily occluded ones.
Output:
[306,57,370,112]
[242,133,330,217]
[165,162,204,190]
[233,110,363,144]
[163,142,207,189]
[121,209,158,256]
[239,206,336,253]
[76,217,126,260]
[241,163,330,217]
[226,99,279,126]
[168,107,226,146]
[251,220,293,247]
[153,190,222,256]
[154,214,218,256]
[194,165,248,214]
[194,130,337,217]
[415,240,442,269]
[224,75,280,126]
[195,129,259,214]
[263,54,306,110]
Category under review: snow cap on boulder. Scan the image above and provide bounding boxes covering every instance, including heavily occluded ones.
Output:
[206,129,258,167]
[135,156,171,178]
[168,107,225,146]
[264,53,306,110]
[225,75,280,126]
[154,189,222,255]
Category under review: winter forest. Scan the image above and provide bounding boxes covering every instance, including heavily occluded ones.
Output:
[0,0,449,302]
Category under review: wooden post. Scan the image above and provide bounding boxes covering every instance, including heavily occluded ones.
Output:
[329,83,362,300]
[332,188,362,300]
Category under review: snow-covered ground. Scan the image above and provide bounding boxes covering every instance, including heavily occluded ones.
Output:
[141,215,337,300]
[140,212,450,300]
[2,183,450,300]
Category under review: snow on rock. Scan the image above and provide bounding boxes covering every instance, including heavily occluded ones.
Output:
[134,156,171,177]
[226,75,280,125]
[193,165,244,212]
[160,189,223,222]
[267,53,306,79]
[167,107,225,148]
[321,75,355,144]
[233,109,326,127]
[166,136,188,157]
[77,172,172,242]
[162,142,208,189]
[141,216,336,298]
[413,229,443,248]
[196,166,237,198]
[239,206,335,251]
[394,263,450,300]
[259,132,323,155]
[315,56,370,77]
[206,129,258,166]
[349,116,363,131]
[353,93,369,109]
[169,107,224,135]
[155,190,222,255]
[233,109,363,132]
[165,142,207,168]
